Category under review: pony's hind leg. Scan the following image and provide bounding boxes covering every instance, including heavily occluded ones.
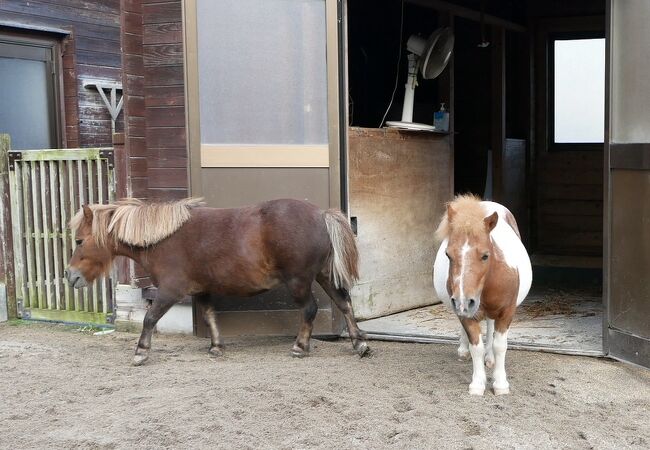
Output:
[287,277,318,357]
[460,318,487,396]
[316,273,370,357]
[133,296,176,366]
[485,319,495,369]
[293,294,318,357]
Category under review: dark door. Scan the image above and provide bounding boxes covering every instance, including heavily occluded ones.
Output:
[604,0,650,368]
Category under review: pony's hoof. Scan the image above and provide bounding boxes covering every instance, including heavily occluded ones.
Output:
[468,384,485,396]
[291,345,309,358]
[132,354,149,366]
[208,346,225,357]
[457,349,470,360]
[485,354,495,369]
[493,382,510,395]
[355,341,370,358]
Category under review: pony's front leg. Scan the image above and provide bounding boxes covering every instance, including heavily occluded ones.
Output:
[196,295,225,357]
[485,318,495,369]
[461,318,486,396]
[204,304,225,356]
[458,325,469,360]
[133,296,176,366]
[492,323,510,395]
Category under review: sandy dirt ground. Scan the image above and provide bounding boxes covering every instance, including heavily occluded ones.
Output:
[0,322,648,450]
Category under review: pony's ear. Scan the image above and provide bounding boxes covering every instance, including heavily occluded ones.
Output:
[82,205,93,224]
[484,211,498,232]
[446,203,456,222]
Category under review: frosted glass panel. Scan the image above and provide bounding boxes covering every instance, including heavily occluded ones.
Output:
[197,0,328,145]
[0,57,54,150]
[611,0,650,143]
[554,38,605,143]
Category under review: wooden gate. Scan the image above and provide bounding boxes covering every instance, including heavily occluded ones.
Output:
[7,146,116,324]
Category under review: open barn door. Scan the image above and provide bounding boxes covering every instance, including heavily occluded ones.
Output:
[604,0,650,368]
[182,0,346,337]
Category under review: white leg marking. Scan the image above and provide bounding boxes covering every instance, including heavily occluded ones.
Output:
[485,319,495,369]
[468,335,486,396]
[492,329,510,395]
[458,325,469,360]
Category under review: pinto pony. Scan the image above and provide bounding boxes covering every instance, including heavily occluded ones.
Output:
[433,195,532,395]
[65,198,369,365]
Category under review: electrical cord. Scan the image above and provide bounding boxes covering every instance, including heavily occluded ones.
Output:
[378,0,405,128]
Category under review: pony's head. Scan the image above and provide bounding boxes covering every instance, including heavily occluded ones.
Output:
[436,195,498,318]
[65,198,204,288]
[65,205,115,288]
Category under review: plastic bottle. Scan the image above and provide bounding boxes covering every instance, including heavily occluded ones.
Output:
[434,103,450,132]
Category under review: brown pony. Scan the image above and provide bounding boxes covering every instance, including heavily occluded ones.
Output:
[433,195,532,395]
[65,198,369,365]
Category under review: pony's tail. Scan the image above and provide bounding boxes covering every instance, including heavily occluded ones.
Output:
[323,209,359,291]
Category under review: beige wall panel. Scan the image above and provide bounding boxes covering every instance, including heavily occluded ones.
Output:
[199,168,330,209]
[200,145,329,168]
[348,127,453,320]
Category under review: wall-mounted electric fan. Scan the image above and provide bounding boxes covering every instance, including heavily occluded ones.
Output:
[386,27,455,131]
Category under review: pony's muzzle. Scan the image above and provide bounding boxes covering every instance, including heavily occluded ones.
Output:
[451,297,479,317]
[65,267,88,289]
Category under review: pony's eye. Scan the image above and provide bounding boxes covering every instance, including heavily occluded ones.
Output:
[75,239,83,246]
[481,253,489,261]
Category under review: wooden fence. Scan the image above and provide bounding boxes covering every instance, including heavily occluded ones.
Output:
[3,139,116,324]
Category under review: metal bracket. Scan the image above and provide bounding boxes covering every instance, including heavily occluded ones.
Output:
[7,152,22,171]
[98,149,115,169]
[83,80,124,132]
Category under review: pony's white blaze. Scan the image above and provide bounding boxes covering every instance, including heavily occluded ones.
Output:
[457,239,471,300]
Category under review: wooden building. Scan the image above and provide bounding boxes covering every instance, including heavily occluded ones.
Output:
[0,0,648,368]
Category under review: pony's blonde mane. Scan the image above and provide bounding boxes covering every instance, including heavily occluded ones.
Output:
[435,194,488,242]
[69,197,205,247]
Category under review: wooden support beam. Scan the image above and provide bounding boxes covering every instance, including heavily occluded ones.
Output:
[437,11,455,193]
[406,0,526,32]
[491,26,506,202]
[0,134,16,320]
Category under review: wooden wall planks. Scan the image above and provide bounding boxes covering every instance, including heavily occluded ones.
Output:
[535,151,604,256]
[141,0,188,200]
[0,0,123,148]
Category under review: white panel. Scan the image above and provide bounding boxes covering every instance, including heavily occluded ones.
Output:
[611,0,650,143]
[196,0,328,145]
[156,304,194,335]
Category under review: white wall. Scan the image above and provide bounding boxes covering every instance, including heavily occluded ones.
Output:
[114,284,194,335]
[156,304,194,335]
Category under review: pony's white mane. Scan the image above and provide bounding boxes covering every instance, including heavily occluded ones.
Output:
[435,194,487,242]
[69,197,205,247]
